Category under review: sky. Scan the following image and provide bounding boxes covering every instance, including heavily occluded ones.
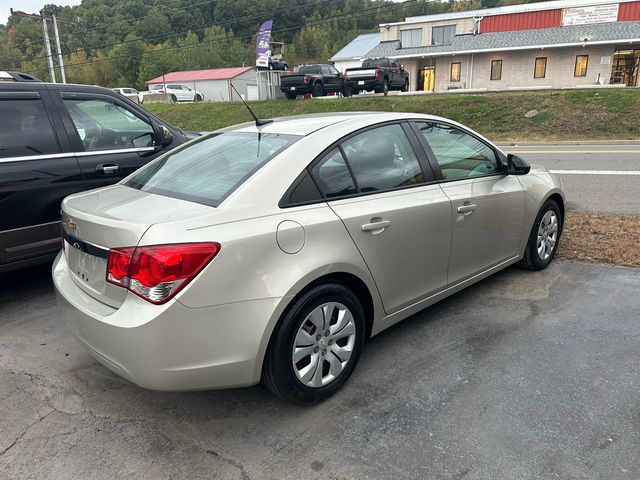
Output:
[1,0,81,25]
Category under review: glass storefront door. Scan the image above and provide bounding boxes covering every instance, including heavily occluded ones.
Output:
[610,48,640,86]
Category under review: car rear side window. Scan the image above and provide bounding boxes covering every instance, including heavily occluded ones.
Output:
[311,149,357,198]
[0,97,60,158]
[125,132,300,207]
[340,124,424,192]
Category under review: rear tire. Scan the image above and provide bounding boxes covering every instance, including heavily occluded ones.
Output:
[383,79,389,96]
[170,94,177,103]
[519,198,562,271]
[263,283,366,404]
[402,80,409,92]
[285,92,296,100]
[312,83,324,97]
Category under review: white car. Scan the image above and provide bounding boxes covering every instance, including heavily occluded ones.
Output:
[149,84,204,103]
[53,112,564,404]
[111,87,145,104]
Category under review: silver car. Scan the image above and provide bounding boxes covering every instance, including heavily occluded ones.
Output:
[53,113,564,404]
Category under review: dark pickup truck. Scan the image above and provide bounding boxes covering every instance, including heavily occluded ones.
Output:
[280,64,346,99]
[345,58,409,96]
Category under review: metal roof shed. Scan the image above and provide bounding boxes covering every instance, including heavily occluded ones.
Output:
[146,67,256,102]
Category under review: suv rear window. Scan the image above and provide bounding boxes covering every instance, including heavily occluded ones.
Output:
[298,65,321,74]
[125,132,300,206]
[362,59,388,68]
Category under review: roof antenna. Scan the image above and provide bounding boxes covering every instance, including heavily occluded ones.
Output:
[230,82,273,127]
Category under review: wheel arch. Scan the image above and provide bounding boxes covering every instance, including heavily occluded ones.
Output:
[252,266,381,383]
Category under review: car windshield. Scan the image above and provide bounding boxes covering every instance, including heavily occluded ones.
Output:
[125,132,300,207]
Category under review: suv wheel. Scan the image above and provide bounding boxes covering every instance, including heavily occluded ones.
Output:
[170,94,177,103]
[263,283,366,404]
[285,92,296,100]
[312,83,324,97]
[383,79,389,96]
[402,80,409,92]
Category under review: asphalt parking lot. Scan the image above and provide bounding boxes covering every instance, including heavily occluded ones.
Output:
[1,259,639,479]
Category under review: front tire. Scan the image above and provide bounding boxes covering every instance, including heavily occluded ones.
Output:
[519,199,562,270]
[285,91,296,100]
[263,283,366,404]
[194,94,203,102]
[170,94,177,103]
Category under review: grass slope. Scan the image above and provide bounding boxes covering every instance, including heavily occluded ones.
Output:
[146,89,640,142]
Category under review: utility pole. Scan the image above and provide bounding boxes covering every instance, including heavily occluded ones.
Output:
[40,10,56,83]
[51,14,66,83]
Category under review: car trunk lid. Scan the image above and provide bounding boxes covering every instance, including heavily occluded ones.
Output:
[61,184,212,308]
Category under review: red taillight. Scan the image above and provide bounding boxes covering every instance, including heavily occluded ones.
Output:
[375,68,381,79]
[344,72,349,81]
[106,243,220,304]
[303,75,311,83]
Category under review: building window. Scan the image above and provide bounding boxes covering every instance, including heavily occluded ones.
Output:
[490,60,502,80]
[450,62,461,82]
[574,55,589,76]
[400,28,422,48]
[432,25,456,46]
[534,57,547,78]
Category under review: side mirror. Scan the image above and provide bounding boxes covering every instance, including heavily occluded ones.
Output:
[153,123,173,147]
[507,154,530,175]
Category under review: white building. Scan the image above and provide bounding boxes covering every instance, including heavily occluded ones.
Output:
[146,67,256,102]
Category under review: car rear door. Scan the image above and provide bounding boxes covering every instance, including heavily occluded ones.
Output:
[0,86,83,267]
[310,122,452,314]
[412,121,524,285]
[52,90,165,191]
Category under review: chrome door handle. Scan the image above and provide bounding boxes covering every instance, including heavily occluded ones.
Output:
[457,203,477,214]
[96,163,119,175]
[361,220,390,232]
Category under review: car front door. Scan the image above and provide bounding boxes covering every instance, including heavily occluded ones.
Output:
[0,88,83,267]
[413,121,524,285]
[54,92,163,191]
[311,122,452,314]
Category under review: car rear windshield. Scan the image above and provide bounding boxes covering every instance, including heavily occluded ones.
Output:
[124,132,300,207]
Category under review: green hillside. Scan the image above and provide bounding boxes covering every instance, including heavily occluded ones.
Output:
[145,89,640,141]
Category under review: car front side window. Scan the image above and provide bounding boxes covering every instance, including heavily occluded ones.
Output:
[0,97,60,158]
[416,122,500,180]
[63,98,156,151]
[340,124,424,192]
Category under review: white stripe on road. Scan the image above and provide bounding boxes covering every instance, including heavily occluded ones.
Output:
[550,170,640,175]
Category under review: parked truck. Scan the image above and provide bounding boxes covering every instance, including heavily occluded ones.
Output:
[344,58,409,96]
[280,64,347,99]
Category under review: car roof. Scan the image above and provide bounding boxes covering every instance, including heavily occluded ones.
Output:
[226,112,442,136]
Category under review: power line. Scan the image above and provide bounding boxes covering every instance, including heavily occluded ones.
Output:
[11,0,337,68]
[44,0,420,71]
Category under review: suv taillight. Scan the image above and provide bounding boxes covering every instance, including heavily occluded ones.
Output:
[375,68,381,79]
[344,72,349,81]
[106,243,220,304]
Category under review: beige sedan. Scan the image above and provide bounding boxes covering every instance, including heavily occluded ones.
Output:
[53,112,564,404]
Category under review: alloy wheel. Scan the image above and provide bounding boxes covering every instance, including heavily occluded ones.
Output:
[537,210,558,260]
[292,302,356,388]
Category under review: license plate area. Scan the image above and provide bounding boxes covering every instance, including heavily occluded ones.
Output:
[66,242,103,286]
[358,80,365,85]
[290,87,296,91]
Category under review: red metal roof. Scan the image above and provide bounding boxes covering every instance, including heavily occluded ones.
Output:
[146,67,253,84]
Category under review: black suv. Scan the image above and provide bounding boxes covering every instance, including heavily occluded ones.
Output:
[0,77,191,273]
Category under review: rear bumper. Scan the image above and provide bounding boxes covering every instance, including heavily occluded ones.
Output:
[346,79,380,91]
[52,252,280,391]
[280,85,311,94]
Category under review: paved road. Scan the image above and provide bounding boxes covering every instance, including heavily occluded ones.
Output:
[2,260,639,479]
[501,144,640,214]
